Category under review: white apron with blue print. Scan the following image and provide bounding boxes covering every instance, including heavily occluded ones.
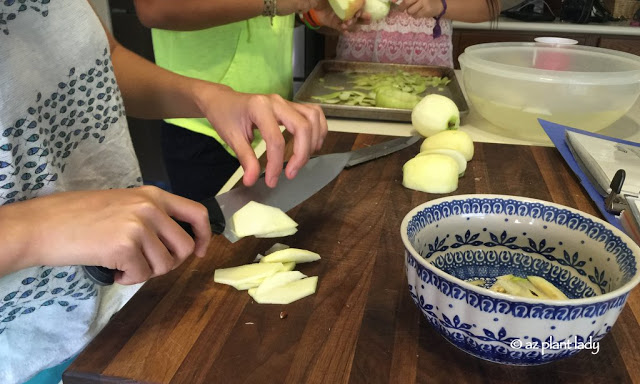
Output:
[0,1,144,382]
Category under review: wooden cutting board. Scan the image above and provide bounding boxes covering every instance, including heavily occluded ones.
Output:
[64,132,640,384]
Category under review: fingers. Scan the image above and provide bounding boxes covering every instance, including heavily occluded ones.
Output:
[407,1,425,16]
[249,96,287,187]
[116,187,213,284]
[290,102,327,152]
[155,191,211,259]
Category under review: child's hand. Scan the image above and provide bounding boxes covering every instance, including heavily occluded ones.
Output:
[395,0,443,18]
[195,84,328,188]
[314,0,371,33]
[2,187,211,285]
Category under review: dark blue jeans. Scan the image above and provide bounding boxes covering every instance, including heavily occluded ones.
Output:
[161,121,241,202]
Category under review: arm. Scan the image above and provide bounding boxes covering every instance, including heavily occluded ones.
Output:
[0,187,211,284]
[107,30,327,188]
[397,0,501,23]
[133,0,318,30]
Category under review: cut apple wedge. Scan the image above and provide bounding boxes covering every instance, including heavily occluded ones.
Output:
[265,243,290,255]
[228,262,296,290]
[403,154,459,194]
[251,271,307,298]
[214,262,284,287]
[251,276,319,304]
[260,248,321,264]
[416,148,467,176]
[230,201,298,238]
[527,276,569,300]
[255,227,298,238]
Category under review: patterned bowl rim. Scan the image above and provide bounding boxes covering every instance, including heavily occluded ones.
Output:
[400,194,640,306]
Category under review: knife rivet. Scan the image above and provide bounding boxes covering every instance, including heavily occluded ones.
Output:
[279,311,288,319]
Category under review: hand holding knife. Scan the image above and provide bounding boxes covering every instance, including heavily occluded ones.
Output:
[83,135,420,286]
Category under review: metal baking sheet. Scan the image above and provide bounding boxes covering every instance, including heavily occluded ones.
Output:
[293,60,469,123]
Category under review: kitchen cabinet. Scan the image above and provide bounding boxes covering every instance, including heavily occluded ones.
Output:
[598,35,640,55]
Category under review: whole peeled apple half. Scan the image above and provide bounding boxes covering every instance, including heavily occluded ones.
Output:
[411,94,460,138]
[363,0,391,21]
[329,0,365,20]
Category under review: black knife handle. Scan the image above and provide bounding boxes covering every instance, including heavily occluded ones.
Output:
[83,197,226,286]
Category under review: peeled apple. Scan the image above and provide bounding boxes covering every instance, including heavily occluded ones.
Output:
[329,0,365,20]
[411,94,460,137]
[416,148,467,176]
[402,154,459,194]
[420,130,474,161]
[363,0,391,21]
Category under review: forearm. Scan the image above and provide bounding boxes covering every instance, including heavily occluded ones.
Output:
[110,41,226,120]
[134,0,264,30]
[0,204,39,276]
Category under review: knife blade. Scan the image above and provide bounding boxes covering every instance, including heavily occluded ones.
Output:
[83,135,420,285]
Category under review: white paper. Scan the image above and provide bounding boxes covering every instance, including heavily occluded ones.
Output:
[565,131,640,196]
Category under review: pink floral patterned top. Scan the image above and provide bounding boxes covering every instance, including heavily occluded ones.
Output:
[336,9,453,67]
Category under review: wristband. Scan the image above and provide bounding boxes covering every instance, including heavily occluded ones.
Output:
[432,0,447,39]
[307,9,322,27]
[299,10,321,30]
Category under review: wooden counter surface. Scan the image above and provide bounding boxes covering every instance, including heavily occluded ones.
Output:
[64,131,640,384]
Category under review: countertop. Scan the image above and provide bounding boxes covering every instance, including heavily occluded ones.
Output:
[64,134,640,384]
[453,16,640,36]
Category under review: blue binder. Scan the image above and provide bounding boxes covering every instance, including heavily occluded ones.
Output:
[539,119,640,232]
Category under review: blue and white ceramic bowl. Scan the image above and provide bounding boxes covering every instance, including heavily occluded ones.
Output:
[401,195,640,365]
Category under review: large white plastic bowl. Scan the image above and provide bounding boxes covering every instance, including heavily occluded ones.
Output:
[458,43,640,143]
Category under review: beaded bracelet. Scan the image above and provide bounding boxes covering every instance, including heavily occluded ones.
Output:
[263,0,277,24]
[432,0,447,39]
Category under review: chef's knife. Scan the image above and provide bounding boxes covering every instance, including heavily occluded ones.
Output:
[84,135,420,285]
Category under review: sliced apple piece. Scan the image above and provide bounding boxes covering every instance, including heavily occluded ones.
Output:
[214,262,283,287]
[255,227,298,238]
[265,243,290,255]
[420,130,474,161]
[252,276,319,304]
[527,276,569,300]
[251,271,307,299]
[281,261,296,271]
[230,201,298,238]
[402,154,459,194]
[417,148,467,176]
[260,248,321,264]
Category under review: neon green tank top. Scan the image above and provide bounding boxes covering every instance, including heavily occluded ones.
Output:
[152,16,294,155]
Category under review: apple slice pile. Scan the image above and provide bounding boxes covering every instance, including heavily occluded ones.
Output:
[214,244,320,305]
[488,274,569,300]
